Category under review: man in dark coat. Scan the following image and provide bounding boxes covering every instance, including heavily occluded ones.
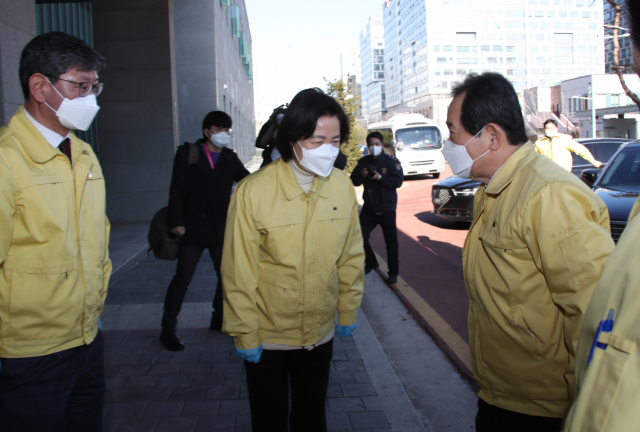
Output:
[350,131,404,283]
[160,111,249,351]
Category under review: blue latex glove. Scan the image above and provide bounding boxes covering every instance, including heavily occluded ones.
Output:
[236,345,263,363]
[98,318,102,330]
[336,321,357,338]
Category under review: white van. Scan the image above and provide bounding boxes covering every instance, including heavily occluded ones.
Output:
[367,114,446,178]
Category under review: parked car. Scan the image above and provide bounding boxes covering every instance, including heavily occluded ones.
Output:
[581,140,640,242]
[431,138,632,226]
[571,138,630,177]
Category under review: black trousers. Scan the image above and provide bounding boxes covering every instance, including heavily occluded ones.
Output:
[475,398,563,432]
[0,331,105,432]
[359,209,399,276]
[161,242,223,332]
[245,340,333,432]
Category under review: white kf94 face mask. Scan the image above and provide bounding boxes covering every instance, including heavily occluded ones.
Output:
[44,77,100,131]
[441,126,489,179]
[369,145,382,157]
[294,141,340,177]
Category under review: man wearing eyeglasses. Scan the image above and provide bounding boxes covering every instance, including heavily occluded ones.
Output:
[0,32,110,431]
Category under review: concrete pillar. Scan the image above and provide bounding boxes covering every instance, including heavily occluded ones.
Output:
[93,0,179,222]
[0,0,35,125]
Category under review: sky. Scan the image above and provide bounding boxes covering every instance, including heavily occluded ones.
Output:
[245,0,384,124]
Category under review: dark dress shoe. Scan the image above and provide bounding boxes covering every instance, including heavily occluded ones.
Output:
[210,314,223,331]
[160,330,185,351]
[387,275,398,284]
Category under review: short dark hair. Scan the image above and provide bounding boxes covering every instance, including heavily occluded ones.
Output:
[276,88,350,162]
[543,119,557,128]
[366,131,384,144]
[202,111,232,137]
[452,73,528,146]
[628,0,640,49]
[19,31,106,100]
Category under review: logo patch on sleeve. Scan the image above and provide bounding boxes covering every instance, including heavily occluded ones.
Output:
[382,167,388,174]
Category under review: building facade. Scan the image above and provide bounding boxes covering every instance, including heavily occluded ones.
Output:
[562,73,640,139]
[0,0,255,222]
[359,18,386,120]
[381,0,606,130]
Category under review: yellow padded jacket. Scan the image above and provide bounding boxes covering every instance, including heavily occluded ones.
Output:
[534,133,597,171]
[0,108,111,358]
[463,143,614,418]
[221,158,365,350]
[564,197,640,432]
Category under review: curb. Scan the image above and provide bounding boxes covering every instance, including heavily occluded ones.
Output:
[374,267,478,390]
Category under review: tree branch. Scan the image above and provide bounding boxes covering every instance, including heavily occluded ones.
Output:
[606,0,640,111]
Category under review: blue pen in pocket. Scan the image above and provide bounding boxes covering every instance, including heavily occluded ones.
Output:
[587,309,614,365]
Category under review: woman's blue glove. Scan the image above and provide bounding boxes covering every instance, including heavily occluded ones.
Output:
[336,322,357,338]
[236,345,263,363]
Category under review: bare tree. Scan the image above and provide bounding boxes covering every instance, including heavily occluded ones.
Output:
[606,0,640,111]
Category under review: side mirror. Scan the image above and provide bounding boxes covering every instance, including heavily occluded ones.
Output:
[390,139,397,147]
[581,168,598,186]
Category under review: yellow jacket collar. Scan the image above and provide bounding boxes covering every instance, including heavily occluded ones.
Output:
[9,107,61,164]
[484,143,535,195]
[276,158,329,200]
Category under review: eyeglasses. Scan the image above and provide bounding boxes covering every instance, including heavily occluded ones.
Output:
[45,75,104,97]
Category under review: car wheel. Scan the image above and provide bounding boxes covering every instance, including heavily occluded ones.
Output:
[433,173,441,179]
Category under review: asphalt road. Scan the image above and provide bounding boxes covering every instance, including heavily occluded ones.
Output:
[367,166,474,371]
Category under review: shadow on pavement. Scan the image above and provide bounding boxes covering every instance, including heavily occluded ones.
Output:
[415,211,471,231]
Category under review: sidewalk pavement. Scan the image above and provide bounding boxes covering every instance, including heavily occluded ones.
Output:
[103,225,426,432]
[101,154,475,432]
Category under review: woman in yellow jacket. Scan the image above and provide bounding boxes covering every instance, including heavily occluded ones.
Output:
[221,88,365,432]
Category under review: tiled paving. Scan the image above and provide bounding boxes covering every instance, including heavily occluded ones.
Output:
[102,252,392,432]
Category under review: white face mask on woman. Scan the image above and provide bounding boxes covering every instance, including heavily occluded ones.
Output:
[441,126,489,179]
[294,141,339,177]
[44,77,100,131]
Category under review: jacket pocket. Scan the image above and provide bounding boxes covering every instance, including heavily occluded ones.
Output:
[6,258,80,340]
[321,266,340,316]
[572,332,635,432]
[255,271,300,334]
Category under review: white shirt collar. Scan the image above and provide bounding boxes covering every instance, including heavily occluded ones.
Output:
[22,106,71,149]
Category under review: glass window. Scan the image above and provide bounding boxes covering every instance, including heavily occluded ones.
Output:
[488,57,498,63]
[576,0,584,5]
[565,23,574,30]
[437,57,447,63]
[458,58,478,64]
[457,69,466,75]
[582,11,590,18]
[529,0,537,3]
[541,0,550,4]
[565,0,573,5]
[433,70,441,76]
[494,45,503,51]
[433,45,440,51]
[506,46,515,52]
[481,45,491,51]
[507,22,525,29]
[444,69,454,75]
[570,11,579,18]
[547,11,556,17]
[507,69,515,75]
[443,45,453,51]
[559,11,568,17]
[535,10,543,17]
[505,11,525,17]
[395,127,443,151]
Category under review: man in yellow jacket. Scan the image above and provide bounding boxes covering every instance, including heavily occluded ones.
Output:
[0,33,111,431]
[442,73,614,431]
[534,119,602,171]
[564,2,640,430]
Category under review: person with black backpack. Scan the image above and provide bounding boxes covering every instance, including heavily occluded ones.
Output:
[160,111,249,351]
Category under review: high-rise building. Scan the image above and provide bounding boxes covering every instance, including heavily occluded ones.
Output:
[382,0,606,128]
[604,0,632,73]
[359,18,386,120]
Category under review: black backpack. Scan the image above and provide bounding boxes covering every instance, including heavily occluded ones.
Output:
[147,143,200,260]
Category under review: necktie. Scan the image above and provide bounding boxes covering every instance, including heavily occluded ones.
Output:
[59,138,72,164]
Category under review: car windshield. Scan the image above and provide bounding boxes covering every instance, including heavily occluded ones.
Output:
[600,146,640,191]
[396,126,442,152]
